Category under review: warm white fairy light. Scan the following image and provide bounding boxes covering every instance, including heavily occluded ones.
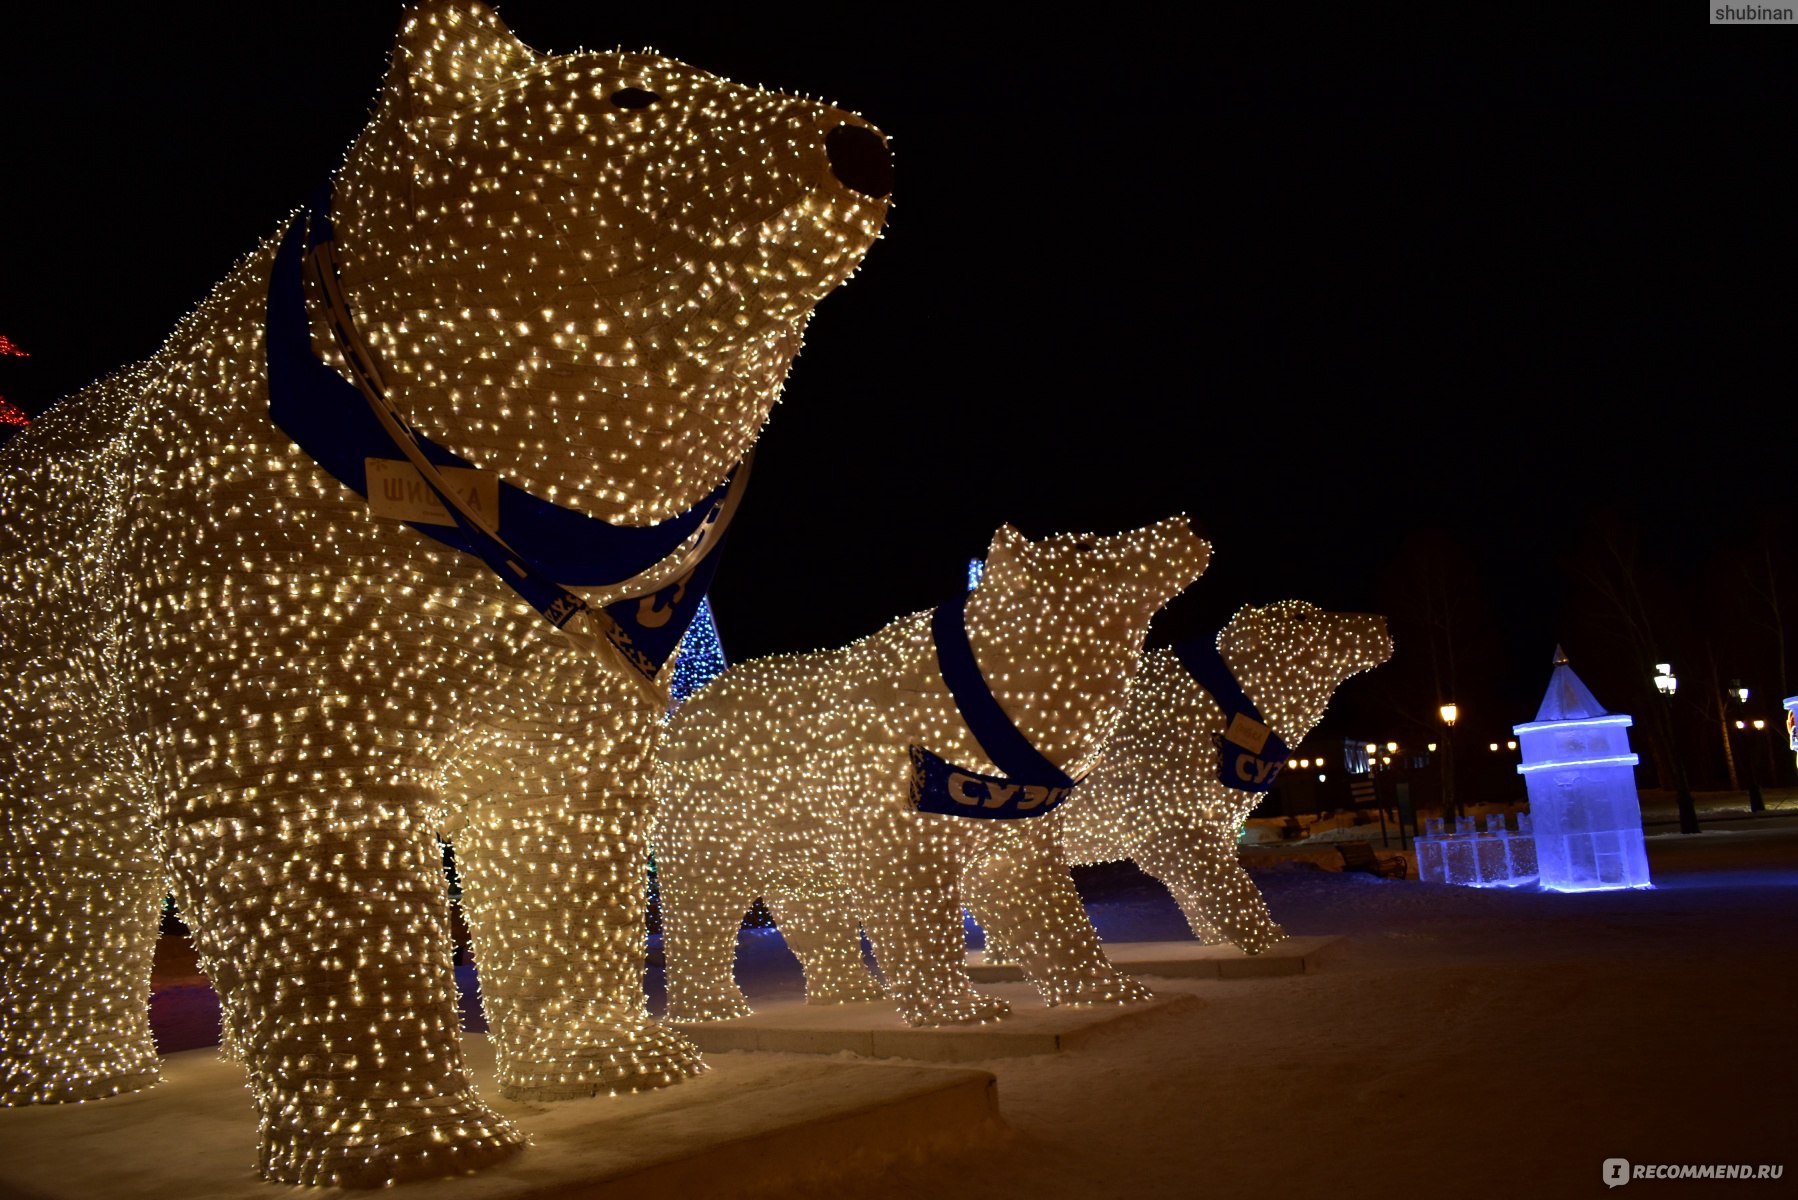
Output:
[1020,601,1393,956]
[0,0,887,1188]
[656,519,1209,1026]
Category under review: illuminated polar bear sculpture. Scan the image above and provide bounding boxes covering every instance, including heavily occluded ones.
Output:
[0,1,888,1187]
[976,601,1392,958]
[656,519,1210,1027]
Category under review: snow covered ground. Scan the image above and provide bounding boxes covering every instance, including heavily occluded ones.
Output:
[701,817,1798,1198]
[147,797,1798,1199]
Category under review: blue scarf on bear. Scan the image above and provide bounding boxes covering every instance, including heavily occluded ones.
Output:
[909,592,1080,819]
[1173,636,1291,793]
[265,188,742,680]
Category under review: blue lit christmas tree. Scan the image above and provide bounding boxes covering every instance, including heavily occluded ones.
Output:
[669,594,727,707]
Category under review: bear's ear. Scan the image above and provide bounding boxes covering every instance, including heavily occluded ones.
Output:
[1218,602,1258,648]
[982,524,1028,583]
[391,0,537,110]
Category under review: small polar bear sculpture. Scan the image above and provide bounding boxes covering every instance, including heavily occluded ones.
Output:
[0,1,888,1187]
[975,601,1392,959]
[655,518,1210,1027]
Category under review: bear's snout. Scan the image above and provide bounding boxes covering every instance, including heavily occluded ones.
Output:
[826,123,894,199]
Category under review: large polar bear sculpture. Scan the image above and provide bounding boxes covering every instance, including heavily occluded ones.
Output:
[976,601,1392,958]
[656,519,1210,1027]
[0,1,888,1187]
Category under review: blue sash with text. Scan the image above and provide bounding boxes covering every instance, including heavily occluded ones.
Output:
[265,188,740,679]
[1173,637,1291,793]
[909,592,1080,819]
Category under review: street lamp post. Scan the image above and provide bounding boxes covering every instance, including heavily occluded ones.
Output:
[1439,702,1459,826]
[1733,717,1767,813]
[1652,662,1701,834]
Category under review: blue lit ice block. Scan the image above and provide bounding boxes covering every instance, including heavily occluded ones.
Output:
[1415,816,1537,887]
[1416,823,1445,882]
[1514,714,1650,891]
[1505,816,1539,878]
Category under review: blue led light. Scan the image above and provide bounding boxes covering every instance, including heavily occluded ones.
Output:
[967,557,985,590]
[1511,715,1633,736]
[1516,753,1641,775]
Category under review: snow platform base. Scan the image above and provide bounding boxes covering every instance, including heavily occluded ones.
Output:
[0,1033,998,1200]
[967,935,1342,982]
[677,981,1201,1061]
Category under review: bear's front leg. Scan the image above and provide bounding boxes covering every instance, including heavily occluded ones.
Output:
[167,785,523,1189]
[850,810,1009,1027]
[963,819,1152,1008]
[454,683,701,1099]
[1135,821,1287,955]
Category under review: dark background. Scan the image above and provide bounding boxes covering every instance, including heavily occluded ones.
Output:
[2,6,1793,780]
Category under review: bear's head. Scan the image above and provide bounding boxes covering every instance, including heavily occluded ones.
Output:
[323,0,891,525]
[1217,600,1393,740]
[968,517,1210,774]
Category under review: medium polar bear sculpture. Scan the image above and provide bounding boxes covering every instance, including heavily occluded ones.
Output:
[0,1,888,1187]
[656,519,1210,1027]
[976,601,1392,959]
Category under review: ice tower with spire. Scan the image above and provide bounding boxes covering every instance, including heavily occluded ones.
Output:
[1512,647,1652,891]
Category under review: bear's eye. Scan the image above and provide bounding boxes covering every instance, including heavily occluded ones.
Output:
[610,87,662,109]
[1074,540,1096,552]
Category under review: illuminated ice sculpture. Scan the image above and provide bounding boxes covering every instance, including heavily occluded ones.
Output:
[656,520,1210,1026]
[1785,695,1798,763]
[1413,813,1538,887]
[1512,648,1651,892]
[0,1,888,1187]
[978,601,1391,957]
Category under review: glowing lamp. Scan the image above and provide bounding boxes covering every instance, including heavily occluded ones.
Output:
[1653,664,1677,696]
[1439,702,1458,726]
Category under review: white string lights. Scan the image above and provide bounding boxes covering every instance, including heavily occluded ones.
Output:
[656,519,1210,1026]
[0,0,887,1187]
[1025,602,1392,956]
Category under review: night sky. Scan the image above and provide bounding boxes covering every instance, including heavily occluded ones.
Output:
[2,7,1792,755]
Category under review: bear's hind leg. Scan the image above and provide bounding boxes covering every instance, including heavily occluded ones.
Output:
[0,715,161,1106]
[657,829,758,1024]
